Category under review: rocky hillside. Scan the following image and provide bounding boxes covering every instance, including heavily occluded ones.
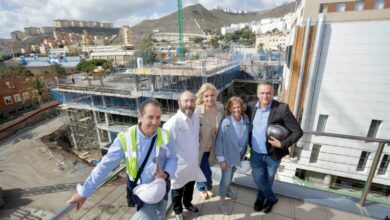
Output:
[0,2,294,54]
[132,2,295,40]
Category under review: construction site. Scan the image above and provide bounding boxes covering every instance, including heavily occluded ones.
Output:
[48,50,279,157]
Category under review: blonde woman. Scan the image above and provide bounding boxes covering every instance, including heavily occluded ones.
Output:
[214,97,249,214]
[195,83,224,199]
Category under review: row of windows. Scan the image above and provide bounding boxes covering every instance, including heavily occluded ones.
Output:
[3,91,35,105]
[308,113,388,174]
[320,0,387,13]
[316,114,382,138]
[308,145,389,175]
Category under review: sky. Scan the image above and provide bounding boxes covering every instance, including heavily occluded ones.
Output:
[0,0,293,39]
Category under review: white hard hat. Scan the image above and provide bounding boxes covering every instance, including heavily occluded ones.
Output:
[133,178,166,204]
[236,160,251,173]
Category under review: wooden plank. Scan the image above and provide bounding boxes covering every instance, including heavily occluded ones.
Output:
[80,184,126,220]
[70,184,118,219]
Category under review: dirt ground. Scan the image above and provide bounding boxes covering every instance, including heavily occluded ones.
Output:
[0,116,121,219]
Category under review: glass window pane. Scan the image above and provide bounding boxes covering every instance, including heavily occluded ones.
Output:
[310,144,321,163]
[378,154,389,175]
[367,120,382,138]
[316,114,328,132]
[357,151,370,171]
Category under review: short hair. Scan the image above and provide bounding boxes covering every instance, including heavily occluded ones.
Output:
[225,96,246,115]
[195,83,218,106]
[257,80,274,94]
[178,90,194,102]
[138,98,162,115]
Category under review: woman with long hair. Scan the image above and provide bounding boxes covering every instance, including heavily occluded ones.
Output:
[195,83,224,199]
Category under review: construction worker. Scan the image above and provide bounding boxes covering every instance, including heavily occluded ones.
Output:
[67,98,178,220]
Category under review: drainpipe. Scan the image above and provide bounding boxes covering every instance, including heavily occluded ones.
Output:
[301,14,326,130]
[293,17,311,117]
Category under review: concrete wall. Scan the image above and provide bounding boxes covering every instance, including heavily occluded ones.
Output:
[281,20,390,186]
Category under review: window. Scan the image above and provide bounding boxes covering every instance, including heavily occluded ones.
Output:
[357,151,370,171]
[375,0,384,9]
[13,94,22,102]
[22,92,30,100]
[4,96,13,105]
[355,0,364,11]
[316,114,328,132]
[310,144,321,163]
[367,120,382,138]
[337,2,346,12]
[319,4,328,13]
[378,154,389,175]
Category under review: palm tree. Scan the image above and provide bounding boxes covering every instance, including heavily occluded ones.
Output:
[30,78,46,106]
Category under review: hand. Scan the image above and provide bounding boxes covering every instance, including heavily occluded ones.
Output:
[220,161,227,170]
[268,136,282,148]
[154,164,168,179]
[67,193,86,210]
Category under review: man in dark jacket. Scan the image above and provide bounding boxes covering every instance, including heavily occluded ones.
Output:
[246,81,303,213]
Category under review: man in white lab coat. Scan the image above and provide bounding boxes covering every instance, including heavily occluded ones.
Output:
[163,91,205,220]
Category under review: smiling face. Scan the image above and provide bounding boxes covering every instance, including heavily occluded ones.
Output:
[179,91,195,118]
[202,89,216,109]
[229,101,242,121]
[257,84,273,107]
[138,103,161,137]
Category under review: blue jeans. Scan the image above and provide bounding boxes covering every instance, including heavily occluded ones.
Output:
[250,151,281,202]
[219,165,236,197]
[136,199,167,220]
[196,152,212,192]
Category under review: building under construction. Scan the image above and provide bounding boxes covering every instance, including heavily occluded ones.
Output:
[49,51,277,154]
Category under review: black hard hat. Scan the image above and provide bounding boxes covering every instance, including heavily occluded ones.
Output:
[266,124,290,141]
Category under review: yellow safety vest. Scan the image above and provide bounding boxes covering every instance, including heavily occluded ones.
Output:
[117,125,170,181]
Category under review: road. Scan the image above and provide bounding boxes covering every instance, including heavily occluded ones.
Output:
[0,116,93,219]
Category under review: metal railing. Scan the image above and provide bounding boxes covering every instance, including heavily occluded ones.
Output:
[300,130,390,207]
[50,130,389,219]
[49,164,125,220]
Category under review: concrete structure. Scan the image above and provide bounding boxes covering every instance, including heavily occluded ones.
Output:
[255,31,288,51]
[54,19,113,28]
[49,53,257,152]
[41,26,55,34]
[0,75,55,121]
[152,32,206,43]
[122,26,133,47]
[280,0,390,200]
[23,27,42,37]
[10,31,23,41]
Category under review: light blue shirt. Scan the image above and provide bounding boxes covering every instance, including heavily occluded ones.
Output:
[251,101,271,154]
[78,126,177,198]
[231,115,244,148]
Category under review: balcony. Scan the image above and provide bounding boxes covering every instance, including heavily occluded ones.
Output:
[0,116,389,220]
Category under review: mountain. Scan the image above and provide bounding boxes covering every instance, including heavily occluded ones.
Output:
[0,3,295,54]
[132,2,295,41]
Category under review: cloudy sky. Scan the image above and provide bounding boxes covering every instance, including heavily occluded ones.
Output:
[0,0,293,39]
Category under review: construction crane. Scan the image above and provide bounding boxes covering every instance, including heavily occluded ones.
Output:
[177,0,184,61]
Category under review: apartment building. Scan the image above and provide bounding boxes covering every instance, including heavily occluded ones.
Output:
[280,0,390,198]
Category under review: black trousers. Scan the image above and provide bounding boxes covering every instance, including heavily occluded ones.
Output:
[171,181,195,214]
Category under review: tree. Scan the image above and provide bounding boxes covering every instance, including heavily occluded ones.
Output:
[48,63,67,79]
[134,39,157,65]
[30,77,46,106]
[0,64,33,79]
[210,35,221,48]
[76,60,96,86]
[76,59,112,86]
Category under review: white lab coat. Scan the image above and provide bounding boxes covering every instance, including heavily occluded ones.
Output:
[163,110,206,189]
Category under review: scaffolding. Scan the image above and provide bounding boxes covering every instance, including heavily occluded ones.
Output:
[60,105,99,151]
[49,50,274,153]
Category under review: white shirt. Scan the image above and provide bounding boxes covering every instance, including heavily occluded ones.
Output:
[163,110,206,189]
